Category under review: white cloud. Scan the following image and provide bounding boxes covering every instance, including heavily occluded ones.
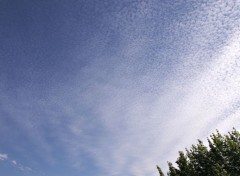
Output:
[66,1,240,175]
[11,159,32,172]
[0,153,32,173]
[0,153,8,161]
[12,160,17,165]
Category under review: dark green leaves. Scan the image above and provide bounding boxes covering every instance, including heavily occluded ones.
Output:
[157,128,240,176]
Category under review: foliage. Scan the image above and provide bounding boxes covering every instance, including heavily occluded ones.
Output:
[157,128,240,176]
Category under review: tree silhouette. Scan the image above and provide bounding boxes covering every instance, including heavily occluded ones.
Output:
[157,128,240,176]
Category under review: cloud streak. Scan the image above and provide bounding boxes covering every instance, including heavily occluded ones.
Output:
[0,152,32,174]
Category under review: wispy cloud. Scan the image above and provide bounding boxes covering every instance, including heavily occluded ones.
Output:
[0,152,32,173]
[64,1,240,175]
[12,160,32,172]
[0,153,8,161]
[12,160,17,165]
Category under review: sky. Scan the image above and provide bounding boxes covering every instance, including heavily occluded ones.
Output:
[1,0,240,175]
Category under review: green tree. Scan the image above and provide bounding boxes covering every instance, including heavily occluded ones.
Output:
[157,128,240,176]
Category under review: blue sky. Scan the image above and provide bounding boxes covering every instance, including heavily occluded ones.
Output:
[1,0,240,175]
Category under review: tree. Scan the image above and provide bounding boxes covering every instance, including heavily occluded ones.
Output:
[157,128,240,176]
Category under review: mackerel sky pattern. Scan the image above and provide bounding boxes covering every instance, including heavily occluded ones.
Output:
[1,0,240,175]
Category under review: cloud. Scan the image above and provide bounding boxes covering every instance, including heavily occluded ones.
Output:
[64,1,240,175]
[18,165,32,172]
[0,153,32,173]
[12,160,17,165]
[0,153,8,161]
[11,159,32,172]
